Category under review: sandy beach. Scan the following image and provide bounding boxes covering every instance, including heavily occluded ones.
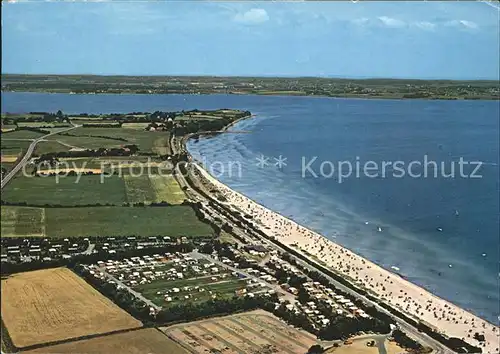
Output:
[192,162,499,354]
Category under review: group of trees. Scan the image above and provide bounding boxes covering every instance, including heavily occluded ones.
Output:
[198,240,391,341]
[155,294,277,324]
[1,111,69,128]
[392,329,426,351]
[272,244,483,353]
[265,257,392,340]
[82,123,122,128]
[34,144,139,160]
[172,117,233,136]
[318,316,390,341]
[12,126,51,134]
[58,132,128,142]
[75,264,153,323]
[0,200,117,208]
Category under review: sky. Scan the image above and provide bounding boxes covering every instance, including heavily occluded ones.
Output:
[2,1,499,80]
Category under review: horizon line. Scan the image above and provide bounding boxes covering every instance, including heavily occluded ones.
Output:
[2,73,499,82]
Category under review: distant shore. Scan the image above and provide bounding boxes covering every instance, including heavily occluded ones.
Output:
[2,74,499,101]
[2,89,499,101]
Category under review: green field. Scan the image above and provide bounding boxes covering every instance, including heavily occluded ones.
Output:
[124,175,156,204]
[1,125,17,131]
[122,122,150,130]
[1,161,16,172]
[152,135,171,155]
[2,139,35,159]
[1,130,45,139]
[137,277,247,307]
[32,156,160,172]
[51,127,169,153]
[34,140,72,155]
[46,134,124,150]
[1,206,45,237]
[76,121,121,126]
[149,175,185,204]
[1,205,212,238]
[44,205,212,238]
[1,139,32,154]
[1,175,127,206]
[124,175,185,204]
[17,122,70,128]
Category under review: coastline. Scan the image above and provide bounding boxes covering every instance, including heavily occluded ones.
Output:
[2,90,499,101]
[185,121,499,353]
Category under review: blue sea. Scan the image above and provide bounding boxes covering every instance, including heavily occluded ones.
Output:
[2,92,499,324]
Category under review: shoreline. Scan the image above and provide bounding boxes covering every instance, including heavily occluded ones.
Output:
[185,120,499,353]
[2,90,499,102]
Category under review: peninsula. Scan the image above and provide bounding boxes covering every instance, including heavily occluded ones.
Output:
[2,74,499,100]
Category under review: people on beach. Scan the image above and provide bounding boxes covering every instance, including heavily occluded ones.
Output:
[195,164,500,354]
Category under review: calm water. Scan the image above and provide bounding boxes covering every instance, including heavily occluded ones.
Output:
[2,92,499,323]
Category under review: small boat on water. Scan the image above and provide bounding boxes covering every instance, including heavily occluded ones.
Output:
[437,227,443,232]
[391,266,400,271]
[377,227,382,232]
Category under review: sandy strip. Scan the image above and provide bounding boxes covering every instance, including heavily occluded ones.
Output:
[1,155,19,163]
[192,163,499,354]
[37,168,103,175]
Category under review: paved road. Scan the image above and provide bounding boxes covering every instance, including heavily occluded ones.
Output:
[1,125,80,189]
[229,219,450,354]
[189,250,296,302]
[83,243,96,255]
[175,165,451,354]
[170,134,451,353]
[97,266,162,311]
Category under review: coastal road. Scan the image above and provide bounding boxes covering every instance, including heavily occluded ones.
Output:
[171,138,452,353]
[214,208,451,354]
[177,166,451,354]
[195,198,449,352]
[240,225,451,354]
[1,124,80,189]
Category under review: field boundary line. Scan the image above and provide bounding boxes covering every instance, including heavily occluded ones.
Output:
[16,325,145,352]
[40,207,46,237]
[1,317,17,354]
